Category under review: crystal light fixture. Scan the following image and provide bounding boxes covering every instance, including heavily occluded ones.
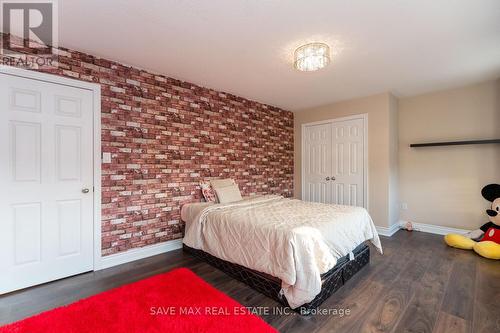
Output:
[294,42,330,72]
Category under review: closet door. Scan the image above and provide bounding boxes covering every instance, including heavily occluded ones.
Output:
[331,118,364,207]
[302,123,332,203]
[0,73,94,294]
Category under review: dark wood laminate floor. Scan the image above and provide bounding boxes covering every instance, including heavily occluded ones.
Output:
[1,231,498,332]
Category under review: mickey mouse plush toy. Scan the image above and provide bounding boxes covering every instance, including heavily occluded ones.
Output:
[445,184,500,260]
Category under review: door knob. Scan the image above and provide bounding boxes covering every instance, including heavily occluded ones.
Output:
[331,176,336,181]
[82,188,90,194]
[325,177,330,181]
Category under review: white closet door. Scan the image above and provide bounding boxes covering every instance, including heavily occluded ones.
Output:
[303,117,365,207]
[0,73,94,294]
[303,123,332,203]
[331,118,364,206]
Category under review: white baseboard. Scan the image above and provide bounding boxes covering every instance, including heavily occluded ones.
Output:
[95,238,183,270]
[377,221,471,237]
[399,221,470,236]
[94,221,471,269]
[376,224,401,237]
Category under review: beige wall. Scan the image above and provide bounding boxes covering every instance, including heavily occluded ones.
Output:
[399,80,500,230]
[388,95,400,228]
[294,93,399,228]
[295,79,499,230]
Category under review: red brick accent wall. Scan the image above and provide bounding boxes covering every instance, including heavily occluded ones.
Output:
[3,39,294,256]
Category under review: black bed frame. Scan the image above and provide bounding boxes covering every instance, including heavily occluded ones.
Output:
[183,243,370,315]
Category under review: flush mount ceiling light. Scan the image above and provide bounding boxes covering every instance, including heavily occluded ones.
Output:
[294,42,331,72]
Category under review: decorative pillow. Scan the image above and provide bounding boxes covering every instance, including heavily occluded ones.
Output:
[199,181,217,203]
[215,184,243,204]
[210,178,236,191]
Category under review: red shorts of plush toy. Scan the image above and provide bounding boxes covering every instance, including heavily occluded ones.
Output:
[481,227,500,244]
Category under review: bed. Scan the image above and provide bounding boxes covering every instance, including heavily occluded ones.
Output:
[181,195,382,314]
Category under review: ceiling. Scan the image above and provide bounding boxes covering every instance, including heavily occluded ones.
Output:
[58,0,500,111]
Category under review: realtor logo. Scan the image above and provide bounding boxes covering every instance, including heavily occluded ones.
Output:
[1,0,58,54]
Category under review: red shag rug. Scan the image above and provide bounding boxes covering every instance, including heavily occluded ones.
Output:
[0,268,277,333]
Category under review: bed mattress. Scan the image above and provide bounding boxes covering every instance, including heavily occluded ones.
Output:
[182,195,382,308]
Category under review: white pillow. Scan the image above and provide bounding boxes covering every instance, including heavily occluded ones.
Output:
[210,178,236,191]
[215,184,243,203]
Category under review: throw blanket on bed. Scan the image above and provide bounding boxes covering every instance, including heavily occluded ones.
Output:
[183,195,382,308]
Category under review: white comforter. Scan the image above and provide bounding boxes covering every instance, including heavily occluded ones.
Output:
[182,195,382,308]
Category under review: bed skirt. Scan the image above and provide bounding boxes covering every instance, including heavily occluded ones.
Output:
[182,243,370,314]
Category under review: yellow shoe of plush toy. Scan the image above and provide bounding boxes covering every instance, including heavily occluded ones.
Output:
[473,241,500,260]
[444,234,476,250]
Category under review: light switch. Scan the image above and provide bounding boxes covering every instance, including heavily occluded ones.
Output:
[103,152,112,164]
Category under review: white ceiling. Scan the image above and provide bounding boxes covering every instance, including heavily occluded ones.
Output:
[58,0,500,111]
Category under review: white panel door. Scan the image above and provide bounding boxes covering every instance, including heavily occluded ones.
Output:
[303,123,332,203]
[331,118,364,206]
[0,74,94,294]
[303,117,365,207]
